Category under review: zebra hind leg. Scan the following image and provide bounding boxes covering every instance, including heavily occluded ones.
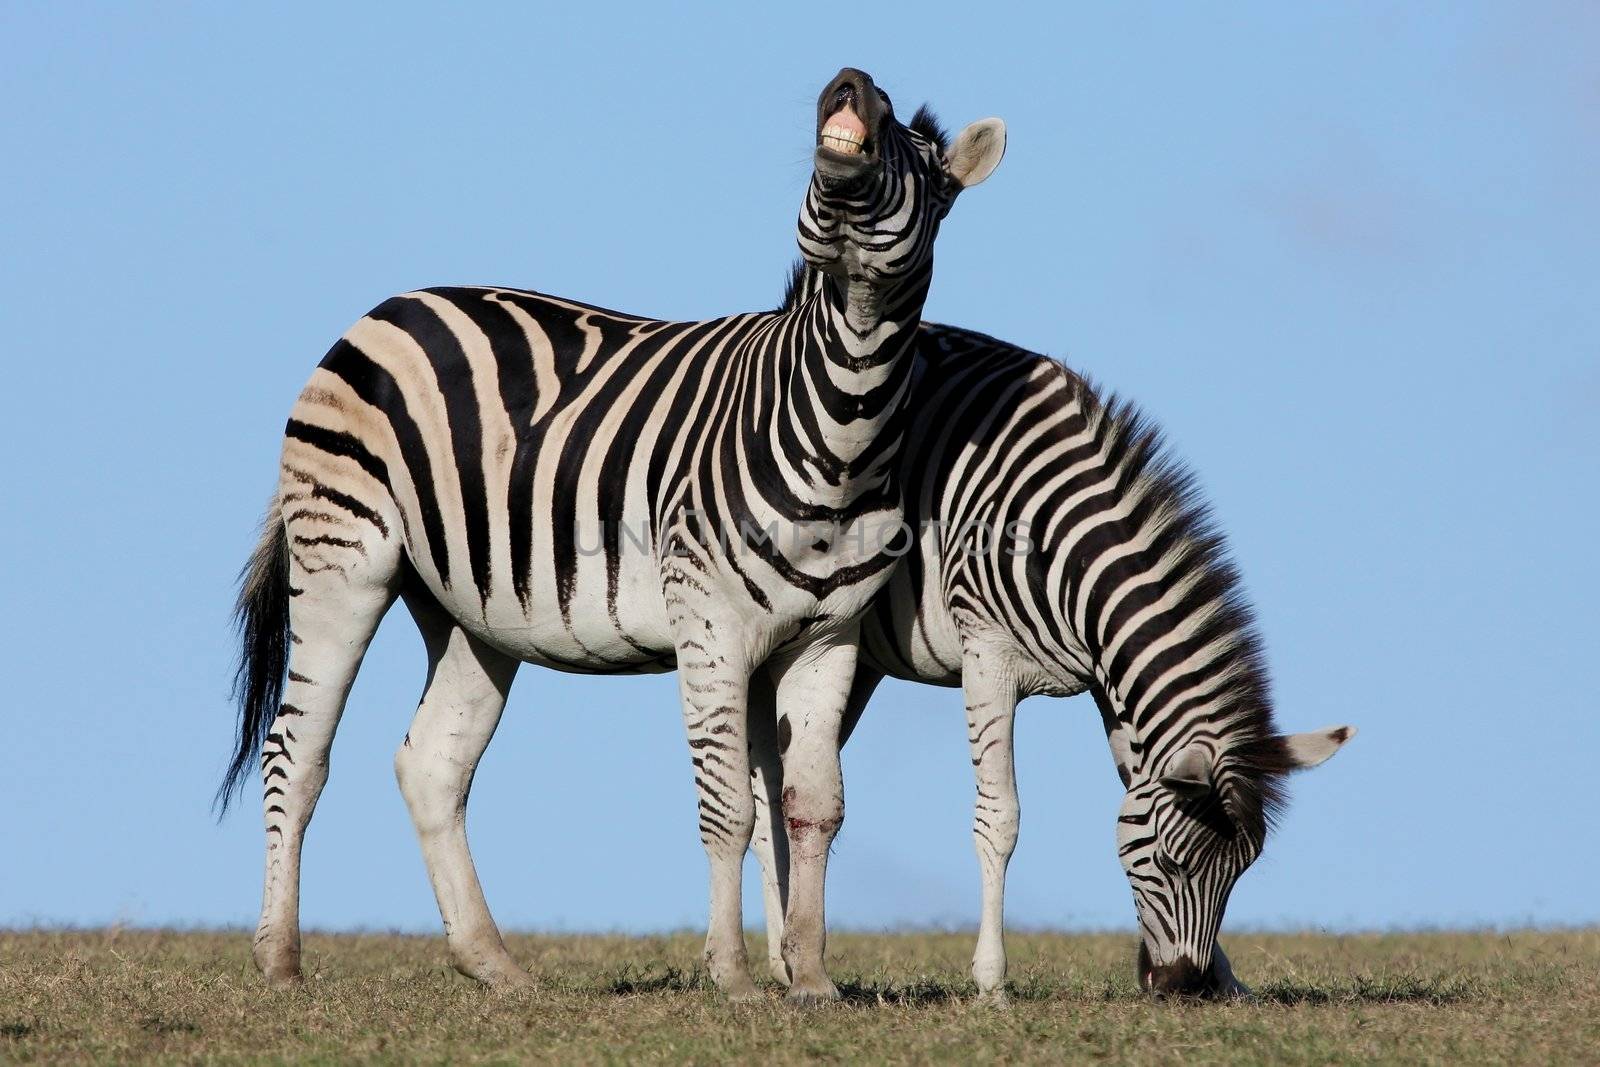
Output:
[394,592,527,987]
[252,512,397,984]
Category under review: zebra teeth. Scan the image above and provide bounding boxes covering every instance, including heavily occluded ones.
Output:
[820,125,865,155]
[819,106,868,156]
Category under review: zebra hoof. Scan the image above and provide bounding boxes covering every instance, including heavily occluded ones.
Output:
[708,957,762,1003]
[724,981,766,1005]
[479,967,537,991]
[768,959,793,987]
[976,986,1011,1008]
[713,970,762,1003]
[260,968,304,988]
[784,978,840,1006]
[452,953,535,990]
[252,938,304,986]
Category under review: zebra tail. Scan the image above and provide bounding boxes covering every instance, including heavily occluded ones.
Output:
[216,507,291,814]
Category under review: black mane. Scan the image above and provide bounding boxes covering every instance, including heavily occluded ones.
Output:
[908,103,940,153]
[778,258,820,312]
[908,103,949,153]
[1060,364,1292,842]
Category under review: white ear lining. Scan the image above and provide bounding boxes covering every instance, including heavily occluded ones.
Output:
[1283,725,1357,770]
[945,118,1006,189]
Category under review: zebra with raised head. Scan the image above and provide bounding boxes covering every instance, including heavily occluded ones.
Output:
[222,68,1006,1002]
[747,305,1355,998]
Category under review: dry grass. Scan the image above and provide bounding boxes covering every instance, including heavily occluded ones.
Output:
[2,929,1596,1064]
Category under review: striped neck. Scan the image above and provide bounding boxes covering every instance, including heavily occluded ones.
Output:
[769,266,927,509]
[1031,378,1276,786]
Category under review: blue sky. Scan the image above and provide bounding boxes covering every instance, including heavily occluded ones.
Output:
[2,4,1595,936]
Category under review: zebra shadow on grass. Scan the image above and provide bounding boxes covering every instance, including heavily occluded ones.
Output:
[832,977,963,1006]
[605,964,713,996]
[600,966,1478,1006]
[982,972,1482,1006]
[602,965,966,1005]
[1254,975,1480,1006]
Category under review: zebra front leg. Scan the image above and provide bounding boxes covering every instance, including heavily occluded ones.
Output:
[750,661,882,987]
[964,644,1020,1001]
[394,597,527,987]
[748,667,791,986]
[772,628,857,1005]
[254,545,394,984]
[677,635,760,1001]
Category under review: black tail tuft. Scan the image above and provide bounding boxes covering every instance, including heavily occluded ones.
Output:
[216,508,291,814]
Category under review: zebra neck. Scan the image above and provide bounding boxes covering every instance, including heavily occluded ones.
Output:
[827,271,929,366]
[1067,548,1269,786]
[772,271,926,497]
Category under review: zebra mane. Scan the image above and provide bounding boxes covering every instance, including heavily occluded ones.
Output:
[1057,363,1293,840]
[778,259,823,312]
[908,104,949,153]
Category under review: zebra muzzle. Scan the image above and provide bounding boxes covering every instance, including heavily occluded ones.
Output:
[813,69,886,184]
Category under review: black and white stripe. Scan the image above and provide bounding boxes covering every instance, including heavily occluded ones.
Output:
[222,69,1008,1001]
[749,313,1354,998]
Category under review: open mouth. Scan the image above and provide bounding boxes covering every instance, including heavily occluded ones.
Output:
[812,72,883,185]
[820,108,867,155]
[816,81,875,167]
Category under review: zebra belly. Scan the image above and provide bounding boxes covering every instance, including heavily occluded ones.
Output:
[393,477,679,673]
[858,590,962,685]
[413,560,677,675]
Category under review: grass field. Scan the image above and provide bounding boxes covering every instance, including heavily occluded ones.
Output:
[2,929,1596,1064]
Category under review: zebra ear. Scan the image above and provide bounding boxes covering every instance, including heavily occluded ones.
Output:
[1159,744,1214,798]
[1282,725,1357,770]
[945,118,1006,189]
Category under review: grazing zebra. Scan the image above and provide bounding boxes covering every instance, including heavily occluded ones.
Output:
[746,305,1355,998]
[222,68,1007,1003]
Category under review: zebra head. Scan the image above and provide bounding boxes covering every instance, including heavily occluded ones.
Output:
[1116,726,1356,997]
[800,68,1003,320]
